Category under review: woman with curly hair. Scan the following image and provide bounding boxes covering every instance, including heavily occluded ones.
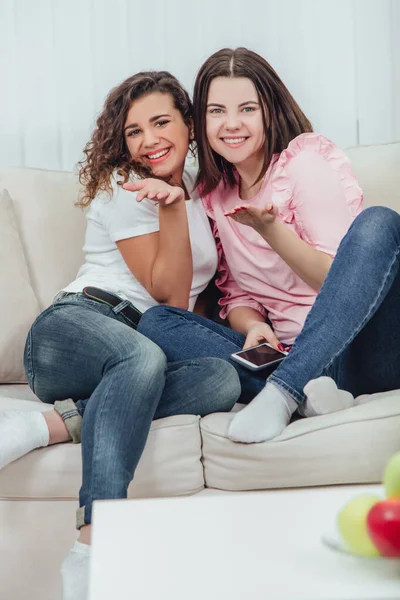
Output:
[0,71,240,600]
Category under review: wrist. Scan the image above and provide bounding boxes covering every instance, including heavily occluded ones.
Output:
[258,219,279,240]
[244,319,264,335]
[159,193,185,210]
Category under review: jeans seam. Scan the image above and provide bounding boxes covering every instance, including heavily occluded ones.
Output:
[25,329,35,393]
[83,366,121,526]
[168,360,200,373]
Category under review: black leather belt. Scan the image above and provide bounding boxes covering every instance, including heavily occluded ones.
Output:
[83,286,142,329]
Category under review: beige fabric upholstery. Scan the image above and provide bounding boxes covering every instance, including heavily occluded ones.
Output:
[346,141,400,209]
[0,383,42,402]
[0,393,204,499]
[0,168,85,310]
[201,391,400,490]
[0,190,40,382]
[1,144,400,600]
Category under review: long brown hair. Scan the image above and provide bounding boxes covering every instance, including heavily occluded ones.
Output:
[193,47,313,195]
[77,71,194,207]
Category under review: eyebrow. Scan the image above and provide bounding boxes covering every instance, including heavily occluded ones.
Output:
[207,101,260,108]
[124,113,171,132]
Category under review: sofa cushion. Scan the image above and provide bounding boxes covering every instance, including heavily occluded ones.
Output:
[0,190,40,383]
[0,388,204,499]
[201,391,400,490]
[0,168,86,310]
[346,141,400,211]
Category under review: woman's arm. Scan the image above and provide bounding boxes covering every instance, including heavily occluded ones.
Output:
[228,306,265,335]
[227,149,361,291]
[112,178,192,309]
[117,200,192,308]
[257,218,332,291]
[228,306,282,349]
[225,204,331,292]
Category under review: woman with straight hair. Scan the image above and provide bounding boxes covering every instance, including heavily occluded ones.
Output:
[138,48,400,443]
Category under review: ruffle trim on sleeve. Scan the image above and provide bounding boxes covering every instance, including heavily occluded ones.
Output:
[271,133,364,224]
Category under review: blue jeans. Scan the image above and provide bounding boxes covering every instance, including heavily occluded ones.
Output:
[23,293,240,526]
[138,308,268,403]
[138,207,400,404]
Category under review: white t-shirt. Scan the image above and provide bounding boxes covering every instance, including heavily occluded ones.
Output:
[62,168,218,313]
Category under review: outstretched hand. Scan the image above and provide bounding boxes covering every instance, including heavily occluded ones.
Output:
[123,178,185,206]
[225,203,277,232]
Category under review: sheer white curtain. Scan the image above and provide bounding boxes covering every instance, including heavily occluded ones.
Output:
[0,0,398,171]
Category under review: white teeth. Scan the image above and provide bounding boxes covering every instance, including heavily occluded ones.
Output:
[147,148,170,159]
[223,137,246,144]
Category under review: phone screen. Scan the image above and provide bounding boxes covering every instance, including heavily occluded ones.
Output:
[235,344,285,367]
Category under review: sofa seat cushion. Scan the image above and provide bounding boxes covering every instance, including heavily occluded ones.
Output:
[0,387,204,499]
[201,390,400,490]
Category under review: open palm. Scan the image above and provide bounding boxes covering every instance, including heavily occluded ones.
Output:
[225,203,277,232]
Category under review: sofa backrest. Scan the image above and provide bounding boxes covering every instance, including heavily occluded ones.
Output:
[0,141,399,383]
[346,141,400,211]
[0,168,85,310]
[1,141,399,311]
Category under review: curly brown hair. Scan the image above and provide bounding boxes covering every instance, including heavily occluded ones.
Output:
[77,71,194,207]
[193,48,313,195]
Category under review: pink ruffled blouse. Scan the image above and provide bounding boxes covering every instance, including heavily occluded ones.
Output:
[203,133,364,345]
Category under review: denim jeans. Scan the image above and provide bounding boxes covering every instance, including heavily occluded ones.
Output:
[24,293,240,527]
[138,306,276,404]
[138,207,400,405]
[138,307,269,403]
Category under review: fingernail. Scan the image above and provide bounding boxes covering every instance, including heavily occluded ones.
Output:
[278,344,285,352]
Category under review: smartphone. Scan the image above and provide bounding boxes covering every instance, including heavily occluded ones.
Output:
[231,342,288,371]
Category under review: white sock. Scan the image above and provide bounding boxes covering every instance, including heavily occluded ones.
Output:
[228,382,298,443]
[0,410,50,470]
[61,541,91,600]
[299,377,357,417]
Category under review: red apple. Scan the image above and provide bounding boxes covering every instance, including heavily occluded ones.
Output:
[366,498,400,557]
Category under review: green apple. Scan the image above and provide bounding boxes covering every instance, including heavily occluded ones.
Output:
[383,451,400,498]
[337,494,381,557]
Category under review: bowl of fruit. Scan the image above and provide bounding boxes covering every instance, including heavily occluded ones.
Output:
[323,451,400,569]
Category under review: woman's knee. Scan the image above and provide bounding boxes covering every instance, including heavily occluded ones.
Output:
[201,358,241,412]
[352,206,400,247]
[107,329,167,377]
[26,306,167,399]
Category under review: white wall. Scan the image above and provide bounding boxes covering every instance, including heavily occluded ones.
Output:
[0,0,398,171]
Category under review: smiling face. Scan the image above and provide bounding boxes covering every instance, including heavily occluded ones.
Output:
[124,92,191,184]
[206,77,266,171]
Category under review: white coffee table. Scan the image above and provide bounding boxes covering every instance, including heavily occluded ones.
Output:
[89,485,400,599]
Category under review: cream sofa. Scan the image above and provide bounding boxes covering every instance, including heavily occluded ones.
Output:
[1,141,400,600]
